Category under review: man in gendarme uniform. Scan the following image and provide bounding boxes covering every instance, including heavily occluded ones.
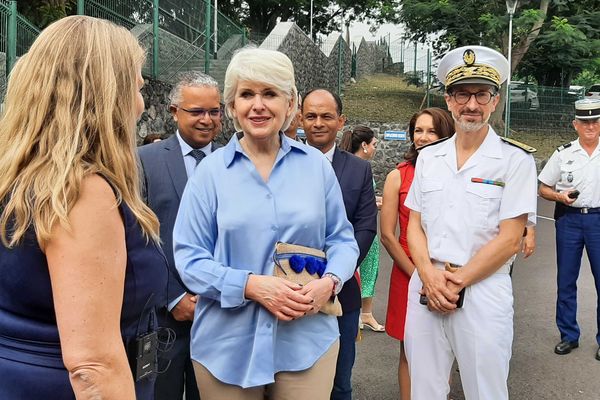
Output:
[404,46,538,399]
[538,98,600,361]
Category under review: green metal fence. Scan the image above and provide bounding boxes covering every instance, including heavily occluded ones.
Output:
[0,0,40,102]
[79,0,245,82]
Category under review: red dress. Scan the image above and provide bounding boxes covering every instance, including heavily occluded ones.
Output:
[385,161,414,340]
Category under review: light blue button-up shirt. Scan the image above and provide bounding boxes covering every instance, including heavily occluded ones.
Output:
[173,132,358,388]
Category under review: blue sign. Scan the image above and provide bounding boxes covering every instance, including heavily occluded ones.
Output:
[297,128,306,138]
[384,130,407,141]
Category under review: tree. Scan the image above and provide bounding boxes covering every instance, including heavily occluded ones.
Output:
[399,0,550,76]
[517,5,600,87]
[399,0,600,87]
[18,0,76,29]
[217,0,401,40]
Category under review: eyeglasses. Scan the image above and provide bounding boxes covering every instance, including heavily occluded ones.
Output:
[450,91,496,105]
[177,107,221,119]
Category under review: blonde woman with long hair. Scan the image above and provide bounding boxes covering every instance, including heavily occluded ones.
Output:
[0,16,167,399]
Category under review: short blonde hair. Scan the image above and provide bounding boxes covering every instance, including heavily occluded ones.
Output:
[0,16,159,246]
[223,47,298,131]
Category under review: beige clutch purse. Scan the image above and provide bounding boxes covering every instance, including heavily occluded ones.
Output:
[273,242,343,316]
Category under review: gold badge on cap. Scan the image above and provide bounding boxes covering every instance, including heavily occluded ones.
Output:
[463,49,476,66]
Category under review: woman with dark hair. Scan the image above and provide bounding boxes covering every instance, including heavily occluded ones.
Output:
[339,126,385,331]
[142,133,164,145]
[380,107,454,399]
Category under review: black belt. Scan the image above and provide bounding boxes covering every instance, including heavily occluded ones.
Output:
[562,206,600,214]
[554,203,600,219]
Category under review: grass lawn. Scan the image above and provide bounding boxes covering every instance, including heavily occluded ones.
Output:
[343,73,576,160]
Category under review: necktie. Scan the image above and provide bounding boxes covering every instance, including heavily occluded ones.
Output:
[189,149,206,166]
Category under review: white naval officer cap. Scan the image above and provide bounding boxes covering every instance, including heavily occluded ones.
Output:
[575,98,600,120]
[437,45,509,89]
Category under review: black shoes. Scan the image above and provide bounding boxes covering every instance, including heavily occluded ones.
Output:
[596,347,600,361]
[554,340,579,355]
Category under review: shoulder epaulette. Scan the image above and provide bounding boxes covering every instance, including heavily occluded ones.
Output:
[500,137,536,153]
[556,142,572,152]
[415,136,451,151]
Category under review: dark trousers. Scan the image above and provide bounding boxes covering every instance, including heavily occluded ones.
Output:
[155,331,200,400]
[331,308,360,400]
[555,212,600,345]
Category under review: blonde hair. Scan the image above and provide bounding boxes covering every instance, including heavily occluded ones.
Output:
[0,15,159,247]
[223,47,297,131]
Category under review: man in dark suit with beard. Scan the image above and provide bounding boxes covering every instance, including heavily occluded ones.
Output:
[302,88,378,400]
[138,71,223,400]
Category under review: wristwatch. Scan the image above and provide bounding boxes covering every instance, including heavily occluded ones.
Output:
[323,272,342,296]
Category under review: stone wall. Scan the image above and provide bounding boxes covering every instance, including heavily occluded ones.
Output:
[355,38,393,79]
[260,22,352,95]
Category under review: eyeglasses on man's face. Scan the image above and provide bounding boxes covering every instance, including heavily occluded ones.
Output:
[450,91,496,105]
[177,107,222,119]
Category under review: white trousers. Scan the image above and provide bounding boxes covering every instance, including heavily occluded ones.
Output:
[405,271,514,400]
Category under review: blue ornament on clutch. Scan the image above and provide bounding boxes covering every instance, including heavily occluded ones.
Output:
[305,257,318,275]
[287,254,328,276]
[315,260,326,277]
[289,255,306,273]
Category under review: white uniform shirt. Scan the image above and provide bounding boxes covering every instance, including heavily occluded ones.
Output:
[538,139,600,208]
[405,127,537,266]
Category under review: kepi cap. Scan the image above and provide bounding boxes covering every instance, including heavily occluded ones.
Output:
[575,98,600,120]
[437,45,509,89]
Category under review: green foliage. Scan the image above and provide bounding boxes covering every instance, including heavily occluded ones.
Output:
[572,70,600,90]
[519,9,600,86]
[404,71,423,87]
[399,0,600,87]
[218,0,401,39]
[18,0,76,28]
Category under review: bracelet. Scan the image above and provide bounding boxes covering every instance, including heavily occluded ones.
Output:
[323,272,342,296]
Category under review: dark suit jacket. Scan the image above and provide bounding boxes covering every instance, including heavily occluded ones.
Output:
[331,147,378,313]
[138,134,220,333]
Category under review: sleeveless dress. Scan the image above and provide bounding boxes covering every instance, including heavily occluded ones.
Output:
[0,199,168,399]
[359,179,381,298]
[385,161,414,340]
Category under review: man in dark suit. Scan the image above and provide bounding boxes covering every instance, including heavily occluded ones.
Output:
[138,71,223,400]
[302,88,378,400]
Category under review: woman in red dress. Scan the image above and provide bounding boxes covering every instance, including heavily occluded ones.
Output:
[380,108,454,399]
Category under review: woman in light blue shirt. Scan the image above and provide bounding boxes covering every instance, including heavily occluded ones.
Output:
[173,48,359,399]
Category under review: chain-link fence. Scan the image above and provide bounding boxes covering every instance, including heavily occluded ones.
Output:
[81,0,246,83]
[346,37,584,156]
[0,0,40,102]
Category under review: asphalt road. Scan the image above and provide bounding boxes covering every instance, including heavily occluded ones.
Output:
[353,198,600,400]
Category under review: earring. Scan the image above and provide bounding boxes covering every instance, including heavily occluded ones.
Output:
[363,147,368,154]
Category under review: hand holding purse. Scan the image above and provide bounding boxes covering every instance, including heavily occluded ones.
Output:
[272,242,343,316]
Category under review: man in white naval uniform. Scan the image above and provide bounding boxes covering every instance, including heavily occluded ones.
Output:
[404,45,538,400]
[538,99,600,360]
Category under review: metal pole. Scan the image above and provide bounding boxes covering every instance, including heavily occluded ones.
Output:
[310,0,313,40]
[426,48,431,108]
[413,42,417,74]
[7,1,16,74]
[77,0,85,15]
[213,0,218,57]
[400,40,404,67]
[337,35,343,97]
[505,12,514,137]
[204,0,211,74]
[152,0,159,79]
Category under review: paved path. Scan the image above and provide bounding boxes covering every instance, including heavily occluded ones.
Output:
[353,198,600,399]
